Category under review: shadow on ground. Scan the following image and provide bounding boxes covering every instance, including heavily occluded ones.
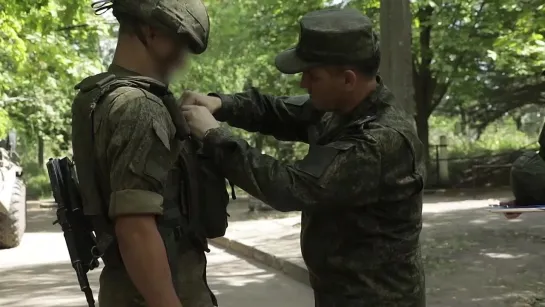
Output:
[228,194,545,307]
[0,256,311,307]
[421,208,545,307]
[25,207,57,233]
[1,209,312,307]
[226,198,299,222]
[15,191,545,307]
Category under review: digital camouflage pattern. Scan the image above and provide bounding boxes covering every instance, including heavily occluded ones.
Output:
[202,76,426,306]
[510,123,545,204]
[275,8,379,74]
[93,0,210,54]
[198,8,426,306]
[75,64,215,307]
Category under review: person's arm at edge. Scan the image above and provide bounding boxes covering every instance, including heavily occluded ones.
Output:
[115,215,180,307]
[106,91,181,307]
[209,88,322,142]
[200,127,381,211]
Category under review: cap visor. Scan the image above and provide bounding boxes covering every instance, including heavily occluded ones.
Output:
[274,48,319,74]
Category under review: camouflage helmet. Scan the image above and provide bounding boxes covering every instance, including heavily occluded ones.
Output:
[94,0,210,54]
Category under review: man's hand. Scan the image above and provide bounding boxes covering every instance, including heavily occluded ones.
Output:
[504,212,522,219]
[181,105,220,139]
[180,91,222,114]
[499,200,522,219]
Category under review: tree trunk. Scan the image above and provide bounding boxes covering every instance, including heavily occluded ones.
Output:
[415,108,430,167]
[412,5,436,174]
[38,135,44,166]
[379,0,415,115]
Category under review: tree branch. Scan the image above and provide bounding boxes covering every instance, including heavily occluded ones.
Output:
[429,0,488,112]
[470,81,545,130]
[430,79,452,112]
[55,24,90,31]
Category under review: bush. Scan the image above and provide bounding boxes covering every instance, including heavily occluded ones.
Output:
[0,109,10,137]
[429,115,537,158]
[21,161,51,200]
[427,115,540,188]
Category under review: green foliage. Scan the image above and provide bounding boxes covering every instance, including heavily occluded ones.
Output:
[429,115,537,158]
[23,161,51,200]
[2,0,545,192]
[1,0,107,153]
[0,109,10,137]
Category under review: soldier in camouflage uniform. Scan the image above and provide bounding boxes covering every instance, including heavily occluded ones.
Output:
[182,8,426,307]
[502,123,545,219]
[71,1,216,306]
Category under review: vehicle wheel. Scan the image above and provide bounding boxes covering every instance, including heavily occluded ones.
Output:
[0,178,27,249]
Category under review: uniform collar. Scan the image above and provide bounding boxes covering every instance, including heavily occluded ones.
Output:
[318,76,391,143]
[107,64,170,89]
[334,76,389,123]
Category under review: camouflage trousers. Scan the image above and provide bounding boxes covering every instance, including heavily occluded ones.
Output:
[98,247,216,307]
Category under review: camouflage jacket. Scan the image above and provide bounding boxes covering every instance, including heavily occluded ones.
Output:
[72,64,216,306]
[201,78,427,306]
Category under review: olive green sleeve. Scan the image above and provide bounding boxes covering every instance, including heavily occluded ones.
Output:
[104,89,177,218]
[201,127,383,211]
[210,88,323,142]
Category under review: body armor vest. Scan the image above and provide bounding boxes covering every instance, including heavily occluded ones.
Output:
[71,73,230,265]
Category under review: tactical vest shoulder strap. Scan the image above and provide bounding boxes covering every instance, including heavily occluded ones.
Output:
[72,73,133,258]
[73,73,158,258]
[73,73,204,257]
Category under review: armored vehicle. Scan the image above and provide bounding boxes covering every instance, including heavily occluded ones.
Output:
[0,130,26,249]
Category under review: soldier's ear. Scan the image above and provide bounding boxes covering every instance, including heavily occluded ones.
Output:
[141,24,160,41]
[342,69,358,90]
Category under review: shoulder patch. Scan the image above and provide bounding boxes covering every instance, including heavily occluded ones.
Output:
[107,87,162,107]
[140,88,164,105]
[152,120,171,150]
[295,142,355,178]
[106,87,169,124]
[110,86,147,101]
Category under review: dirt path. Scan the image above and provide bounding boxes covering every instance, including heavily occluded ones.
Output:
[227,190,545,306]
[27,190,545,306]
[422,205,545,307]
[0,209,313,307]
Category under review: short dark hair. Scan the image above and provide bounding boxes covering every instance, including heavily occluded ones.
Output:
[328,46,381,78]
[352,46,381,77]
[116,14,138,35]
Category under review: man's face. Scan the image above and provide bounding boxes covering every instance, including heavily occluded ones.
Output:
[299,67,350,111]
[147,29,189,82]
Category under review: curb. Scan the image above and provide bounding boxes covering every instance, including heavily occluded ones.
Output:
[210,236,310,286]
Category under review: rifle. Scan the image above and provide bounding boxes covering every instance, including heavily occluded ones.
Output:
[46,157,100,307]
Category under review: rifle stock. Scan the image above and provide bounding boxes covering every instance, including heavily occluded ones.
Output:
[46,157,99,307]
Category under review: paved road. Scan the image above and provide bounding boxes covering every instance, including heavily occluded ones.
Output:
[0,209,313,307]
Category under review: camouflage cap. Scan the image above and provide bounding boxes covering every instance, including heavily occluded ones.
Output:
[275,8,378,74]
[94,0,210,54]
